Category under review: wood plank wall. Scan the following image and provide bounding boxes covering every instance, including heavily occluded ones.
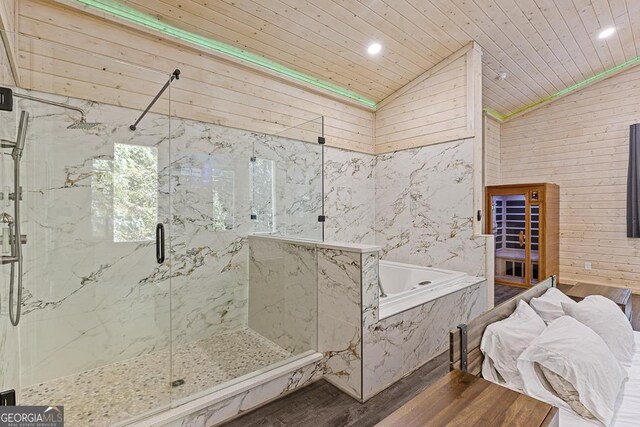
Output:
[374,47,472,154]
[0,0,16,45]
[0,34,15,86]
[484,114,501,186]
[16,0,375,153]
[501,64,640,291]
[0,0,18,84]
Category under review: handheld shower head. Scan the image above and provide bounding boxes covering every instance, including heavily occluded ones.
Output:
[12,111,29,160]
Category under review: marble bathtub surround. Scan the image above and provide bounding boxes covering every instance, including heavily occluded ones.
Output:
[362,278,487,399]
[324,139,488,280]
[316,240,487,402]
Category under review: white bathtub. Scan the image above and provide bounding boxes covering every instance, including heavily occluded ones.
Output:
[378,260,475,319]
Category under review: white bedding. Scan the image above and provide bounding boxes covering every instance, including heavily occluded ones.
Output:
[560,331,640,427]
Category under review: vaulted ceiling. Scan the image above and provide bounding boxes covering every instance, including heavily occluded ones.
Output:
[79,0,640,116]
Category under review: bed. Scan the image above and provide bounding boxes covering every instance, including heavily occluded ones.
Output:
[450,277,640,427]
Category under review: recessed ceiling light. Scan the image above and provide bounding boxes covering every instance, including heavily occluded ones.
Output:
[367,43,382,55]
[598,27,616,39]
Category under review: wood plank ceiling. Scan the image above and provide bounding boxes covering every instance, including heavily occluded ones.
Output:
[70,0,639,116]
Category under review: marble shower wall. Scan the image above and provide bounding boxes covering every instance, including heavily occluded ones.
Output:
[374,139,485,276]
[324,140,486,278]
[252,134,322,241]
[0,88,323,387]
[323,148,375,244]
[248,236,317,355]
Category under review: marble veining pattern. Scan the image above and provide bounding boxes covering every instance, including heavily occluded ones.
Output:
[1,88,322,417]
[373,139,486,277]
[362,278,487,399]
[324,141,486,278]
[163,359,323,427]
[323,148,375,244]
[248,237,317,355]
[317,248,363,399]
[361,252,379,328]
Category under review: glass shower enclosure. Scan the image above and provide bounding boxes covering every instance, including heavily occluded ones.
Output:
[0,31,321,426]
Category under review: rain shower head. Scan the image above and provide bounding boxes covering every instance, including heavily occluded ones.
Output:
[8,90,101,130]
[67,119,100,130]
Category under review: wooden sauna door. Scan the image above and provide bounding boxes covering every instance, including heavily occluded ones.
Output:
[486,185,545,288]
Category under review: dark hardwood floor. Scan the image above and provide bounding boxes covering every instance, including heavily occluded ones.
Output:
[222,352,449,427]
[224,282,640,427]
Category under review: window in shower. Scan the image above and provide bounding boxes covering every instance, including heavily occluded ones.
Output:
[91,144,158,242]
[211,168,235,231]
[251,157,276,233]
[113,144,158,242]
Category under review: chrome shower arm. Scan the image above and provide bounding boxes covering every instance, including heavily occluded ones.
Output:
[13,92,88,123]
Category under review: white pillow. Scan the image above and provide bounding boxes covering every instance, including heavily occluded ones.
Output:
[480,300,546,391]
[517,316,627,426]
[529,287,577,323]
[562,295,635,368]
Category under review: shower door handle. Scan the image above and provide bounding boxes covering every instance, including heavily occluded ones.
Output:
[156,223,165,264]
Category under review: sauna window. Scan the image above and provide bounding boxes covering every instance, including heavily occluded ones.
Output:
[493,199,503,251]
[532,263,539,281]
[505,199,525,250]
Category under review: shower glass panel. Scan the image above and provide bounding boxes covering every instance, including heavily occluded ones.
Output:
[251,117,324,241]
[169,115,322,404]
[0,32,173,425]
[0,29,19,415]
[1,29,321,425]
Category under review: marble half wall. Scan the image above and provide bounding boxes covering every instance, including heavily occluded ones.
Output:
[317,246,371,399]
[248,236,317,355]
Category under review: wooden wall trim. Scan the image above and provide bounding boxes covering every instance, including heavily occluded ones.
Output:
[499,62,640,124]
[468,42,483,236]
[50,0,376,113]
[16,0,375,153]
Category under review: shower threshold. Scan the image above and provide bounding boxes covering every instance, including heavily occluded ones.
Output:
[20,328,295,427]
